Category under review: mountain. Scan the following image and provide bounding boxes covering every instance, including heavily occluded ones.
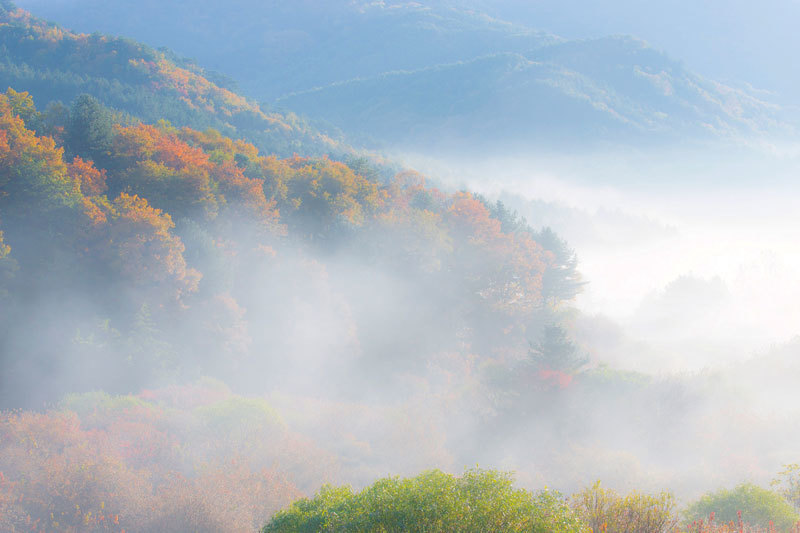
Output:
[465,0,800,106]
[0,1,350,158]
[12,0,793,151]
[278,37,785,151]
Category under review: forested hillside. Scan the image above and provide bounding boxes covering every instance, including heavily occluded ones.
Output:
[0,84,581,410]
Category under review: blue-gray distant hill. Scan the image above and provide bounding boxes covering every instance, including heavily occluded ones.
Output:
[15,0,793,152]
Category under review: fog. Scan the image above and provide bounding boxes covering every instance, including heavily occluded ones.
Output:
[5,96,800,518]
[4,1,800,529]
[398,141,800,363]
[376,141,800,497]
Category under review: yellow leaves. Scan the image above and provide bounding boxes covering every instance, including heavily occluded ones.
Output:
[112,192,174,235]
[0,230,9,259]
[0,92,80,207]
[179,127,259,163]
[3,88,36,121]
[80,196,110,228]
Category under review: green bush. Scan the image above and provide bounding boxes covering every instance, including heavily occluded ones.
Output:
[262,468,587,533]
[685,483,800,531]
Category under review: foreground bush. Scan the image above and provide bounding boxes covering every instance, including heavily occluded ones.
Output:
[685,483,800,532]
[262,468,587,533]
[571,481,678,533]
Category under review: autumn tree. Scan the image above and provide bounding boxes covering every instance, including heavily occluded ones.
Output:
[446,192,547,314]
[3,88,40,131]
[272,156,383,242]
[68,155,107,196]
[106,192,200,297]
[0,92,80,211]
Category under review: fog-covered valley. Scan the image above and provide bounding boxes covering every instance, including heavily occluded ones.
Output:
[2,1,800,532]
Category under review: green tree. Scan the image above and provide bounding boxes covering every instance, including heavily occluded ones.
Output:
[536,227,584,304]
[65,94,113,165]
[685,483,800,531]
[530,325,587,374]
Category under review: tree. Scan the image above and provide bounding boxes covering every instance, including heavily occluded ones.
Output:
[0,91,81,210]
[67,155,107,196]
[773,464,800,512]
[65,94,113,165]
[530,325,587,375]
[3,88,40,131]
[536,227,584,304]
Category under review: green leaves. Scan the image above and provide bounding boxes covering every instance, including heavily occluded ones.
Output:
[263,468,587,533]
[685,483,800,531]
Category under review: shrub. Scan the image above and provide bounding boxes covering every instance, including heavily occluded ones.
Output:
[263,468,588,533]
[571,481,678,533]
[685,483,800,532]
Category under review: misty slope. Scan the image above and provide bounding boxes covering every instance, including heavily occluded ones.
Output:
[14,0,791,151]
[0,1,346,158]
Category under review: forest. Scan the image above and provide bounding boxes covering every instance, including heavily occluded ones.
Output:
[2,1,800,531]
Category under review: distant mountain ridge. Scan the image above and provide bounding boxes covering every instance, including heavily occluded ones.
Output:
[12,0,796,151]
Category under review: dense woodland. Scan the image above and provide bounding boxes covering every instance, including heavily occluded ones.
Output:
[2,2,800,532]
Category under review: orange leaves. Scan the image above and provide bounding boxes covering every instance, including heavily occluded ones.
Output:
[112,123,287,229]
[447,191,503,245]
[68,156,107,196]
[113,122,213,173]
[109,192,199,294]
[445,192,548,313]
[212,161,284,234]
[80,195,110,227]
